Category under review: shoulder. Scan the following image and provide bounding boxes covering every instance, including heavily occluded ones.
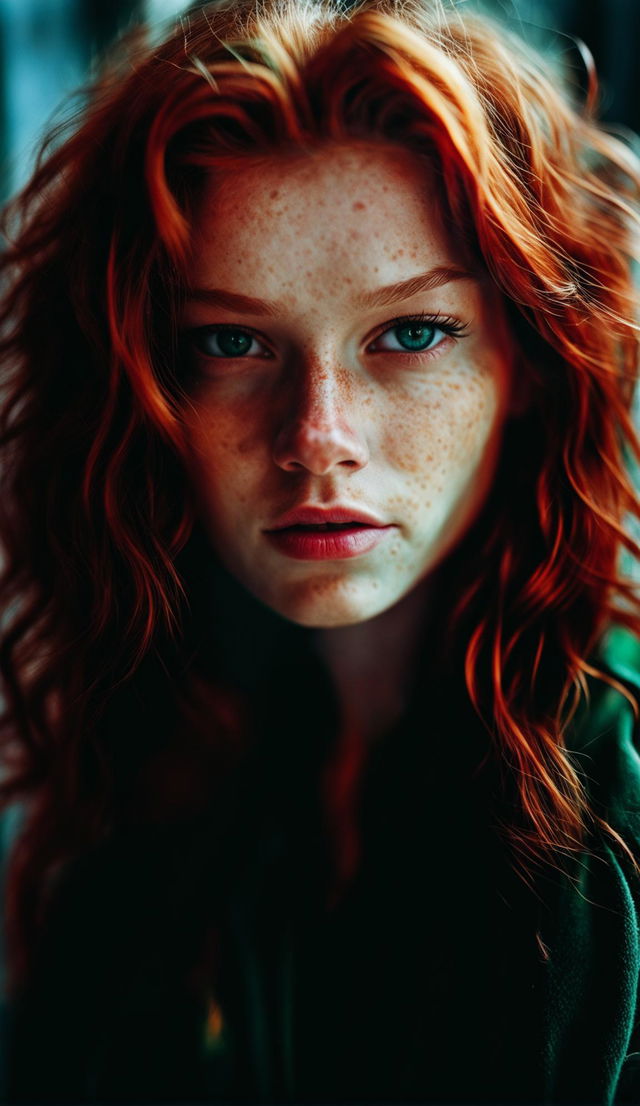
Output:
[538,626,640,1104]
[568,623,640,748]
[595,623,640,699]
[566,624,640,837]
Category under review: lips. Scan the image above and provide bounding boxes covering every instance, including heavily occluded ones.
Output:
[268,505,387,529]
[265,505,393,560]
[285,521,367,531]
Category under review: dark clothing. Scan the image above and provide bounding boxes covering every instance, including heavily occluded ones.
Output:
[3,620,640,1105]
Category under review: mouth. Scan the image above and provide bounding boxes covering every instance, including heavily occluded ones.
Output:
[281,521,371,532]
[264,516,393,561]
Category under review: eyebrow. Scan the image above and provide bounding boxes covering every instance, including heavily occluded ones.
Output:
[185,265,475,317]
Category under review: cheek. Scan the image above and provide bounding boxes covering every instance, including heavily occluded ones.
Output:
[190,369,293,465]
[381,370,495,480]
[183,407,255,517]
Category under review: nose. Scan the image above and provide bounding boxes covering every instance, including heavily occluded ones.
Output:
[272,362,369,475]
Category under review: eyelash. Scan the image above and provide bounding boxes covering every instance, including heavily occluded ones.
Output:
[186,312,468,361]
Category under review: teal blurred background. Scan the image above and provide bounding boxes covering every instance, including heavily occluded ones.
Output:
[0,0,638,201]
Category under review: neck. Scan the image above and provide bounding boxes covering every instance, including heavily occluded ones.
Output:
[313,579,432,742]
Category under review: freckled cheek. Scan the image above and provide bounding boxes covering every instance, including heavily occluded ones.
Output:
[378,376,496,476]
[184,408,264,516]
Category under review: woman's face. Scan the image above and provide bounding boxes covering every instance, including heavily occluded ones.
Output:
[180,142,515,627]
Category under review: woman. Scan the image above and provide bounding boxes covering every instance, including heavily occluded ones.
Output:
[1,0,640,1102]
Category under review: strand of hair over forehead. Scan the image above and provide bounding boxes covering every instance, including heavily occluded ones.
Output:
[160,0,639,320]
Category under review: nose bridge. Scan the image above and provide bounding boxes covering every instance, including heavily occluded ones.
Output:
[273,347,368,475]
[296,351,348,424]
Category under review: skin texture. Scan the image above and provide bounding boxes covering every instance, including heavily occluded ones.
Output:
[180,143,515,638]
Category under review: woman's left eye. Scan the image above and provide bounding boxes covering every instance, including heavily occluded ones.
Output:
[369,315,465,354]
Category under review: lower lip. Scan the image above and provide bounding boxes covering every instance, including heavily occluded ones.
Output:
[265,525,393,560]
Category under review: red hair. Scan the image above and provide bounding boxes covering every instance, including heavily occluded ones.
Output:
[1,0,640,981]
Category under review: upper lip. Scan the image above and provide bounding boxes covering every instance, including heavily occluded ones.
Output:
[266,505,389,530]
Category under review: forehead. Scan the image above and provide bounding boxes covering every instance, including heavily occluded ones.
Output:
[187,142,464,290]
[200,141,434,208]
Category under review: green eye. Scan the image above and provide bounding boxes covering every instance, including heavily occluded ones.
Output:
[393,323,437,351]
[216,330,253,356]
[370,314,467,356]
[191,327,266,358]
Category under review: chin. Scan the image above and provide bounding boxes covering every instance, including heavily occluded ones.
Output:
[259,575,399,628]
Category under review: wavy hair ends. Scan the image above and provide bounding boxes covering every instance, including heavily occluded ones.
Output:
[1,0,640,980]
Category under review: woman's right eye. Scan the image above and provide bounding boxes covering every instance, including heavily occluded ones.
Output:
[189,326,271,359]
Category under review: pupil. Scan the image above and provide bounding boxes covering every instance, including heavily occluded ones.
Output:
[396,323,434,351]
[218,330,252,356]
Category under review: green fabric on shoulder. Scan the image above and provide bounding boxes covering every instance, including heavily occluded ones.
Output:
[542,623,640,1105]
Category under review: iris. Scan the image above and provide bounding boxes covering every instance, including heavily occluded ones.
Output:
[394,322,436,351]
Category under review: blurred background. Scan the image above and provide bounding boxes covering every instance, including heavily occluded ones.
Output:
[0,0,638,202]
